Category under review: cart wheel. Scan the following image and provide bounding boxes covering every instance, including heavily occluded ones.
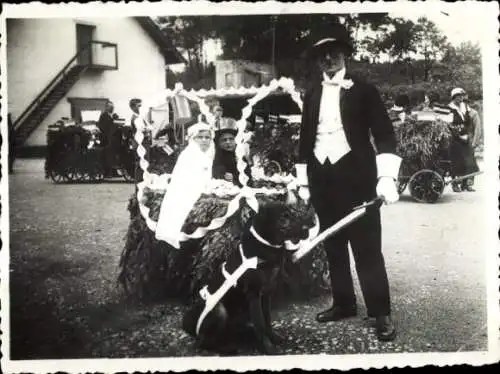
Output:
[66,168,79,183]
[49,170,67,184]
[264,160,282,176]
[75,169,88,182]
[89,169,104,183]
[117,167,135,182]
[397,180,408,195]
[408,169,444,203]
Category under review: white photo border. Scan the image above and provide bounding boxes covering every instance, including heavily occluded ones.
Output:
[1,1,498,372]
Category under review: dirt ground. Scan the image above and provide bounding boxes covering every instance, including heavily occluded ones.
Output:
[7,158,489,360]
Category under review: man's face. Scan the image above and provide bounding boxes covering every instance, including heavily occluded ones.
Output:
[218,132,236,152]
[106,102,114,113]
[133,102,142,114]
[315,45,346,75]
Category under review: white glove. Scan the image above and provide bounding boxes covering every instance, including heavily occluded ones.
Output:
[376,177,399,204]
[376,153,402,204]
[298,186,310,202]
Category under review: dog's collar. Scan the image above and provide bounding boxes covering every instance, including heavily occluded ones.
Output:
[249,226,282,249]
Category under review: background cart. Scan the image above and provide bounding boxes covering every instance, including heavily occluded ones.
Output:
[395,113,482,203]
[45,119,136,183]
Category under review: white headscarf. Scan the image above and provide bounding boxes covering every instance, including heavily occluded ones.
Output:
[155,122,215,248]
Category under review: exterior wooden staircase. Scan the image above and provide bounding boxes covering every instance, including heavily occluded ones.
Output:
[13,41,118,153]
[14,65,88,148]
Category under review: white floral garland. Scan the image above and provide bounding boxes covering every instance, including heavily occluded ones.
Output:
[136,79,319,247]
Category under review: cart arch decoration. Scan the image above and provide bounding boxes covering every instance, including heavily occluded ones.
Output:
[134,77,320,248]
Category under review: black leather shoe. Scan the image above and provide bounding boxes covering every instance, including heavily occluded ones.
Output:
[375,315,396,341]
[316,305,357,323]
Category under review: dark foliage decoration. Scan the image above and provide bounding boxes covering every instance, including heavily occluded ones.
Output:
[395,115,452,178]
[118,151,330,305]
[250,119,301,175]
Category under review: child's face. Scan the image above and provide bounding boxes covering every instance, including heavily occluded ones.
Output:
[193,130,212,152]
[218,133,236,152]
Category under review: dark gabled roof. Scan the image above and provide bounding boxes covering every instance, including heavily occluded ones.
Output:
[134,17,186,65]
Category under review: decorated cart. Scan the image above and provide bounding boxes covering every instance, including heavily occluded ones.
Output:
[45,118,137,183]
[395,111,482,203]
[118,78,333,306]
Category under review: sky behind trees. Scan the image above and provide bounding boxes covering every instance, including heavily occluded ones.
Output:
[168,8,485,72]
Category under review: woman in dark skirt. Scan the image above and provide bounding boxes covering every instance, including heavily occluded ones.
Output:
[448,88,479,192]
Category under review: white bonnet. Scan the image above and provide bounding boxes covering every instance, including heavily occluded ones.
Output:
[187,122,214,140]
[450,87,466,99]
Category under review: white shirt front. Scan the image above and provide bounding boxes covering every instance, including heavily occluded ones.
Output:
[314,68,351,164]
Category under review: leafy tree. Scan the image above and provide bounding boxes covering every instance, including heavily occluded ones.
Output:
[441,42,482,99]
[156,16,215,86]
[413,17,449,81]
[376,18,418,61]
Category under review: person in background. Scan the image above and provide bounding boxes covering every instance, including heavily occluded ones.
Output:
[212,125,239,185]
[295,24,401,342]
[128,98,154,184]
[212,105,237,130]
[462,93,482,150]
[447,88,479,192]
[427,92,440,109]
[212,123,252,187]
[97,100,119,178]
[388,94,411,125]
[461,92,482,189]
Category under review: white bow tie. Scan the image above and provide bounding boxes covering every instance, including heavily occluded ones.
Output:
[322,77,354,89]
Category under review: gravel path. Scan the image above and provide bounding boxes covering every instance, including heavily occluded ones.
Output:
[8,158,489,359]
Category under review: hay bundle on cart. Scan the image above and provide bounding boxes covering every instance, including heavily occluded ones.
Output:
[119,184,330,304]
[394,112,453,202]
[119,143,330,305]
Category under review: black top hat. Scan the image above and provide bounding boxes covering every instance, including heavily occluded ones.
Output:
[307,24,354,58]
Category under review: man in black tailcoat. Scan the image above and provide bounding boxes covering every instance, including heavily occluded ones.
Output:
[295,24,402,341]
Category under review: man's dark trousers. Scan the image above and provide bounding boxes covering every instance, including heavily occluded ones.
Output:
[308,152,391,317]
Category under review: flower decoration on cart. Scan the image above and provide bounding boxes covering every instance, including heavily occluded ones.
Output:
[134,78,319,249]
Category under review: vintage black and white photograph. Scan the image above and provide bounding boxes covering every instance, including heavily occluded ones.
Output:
[1,1,498,372]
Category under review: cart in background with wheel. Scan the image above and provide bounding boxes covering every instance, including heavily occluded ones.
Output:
[397,157,482,203]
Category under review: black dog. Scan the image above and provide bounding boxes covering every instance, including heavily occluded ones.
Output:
[182,200,312,355]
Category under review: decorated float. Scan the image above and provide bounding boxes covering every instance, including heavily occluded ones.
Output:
[118,78,329,305]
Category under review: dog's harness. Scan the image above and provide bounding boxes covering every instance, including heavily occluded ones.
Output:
[195,226,278,335]
[249,226,282,249]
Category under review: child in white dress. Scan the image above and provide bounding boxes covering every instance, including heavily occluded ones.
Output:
[155,122,215,248]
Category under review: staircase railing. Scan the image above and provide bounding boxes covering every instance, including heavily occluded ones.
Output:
[13,40,118,132]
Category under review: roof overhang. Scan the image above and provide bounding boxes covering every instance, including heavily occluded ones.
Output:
[134,17,186,65]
